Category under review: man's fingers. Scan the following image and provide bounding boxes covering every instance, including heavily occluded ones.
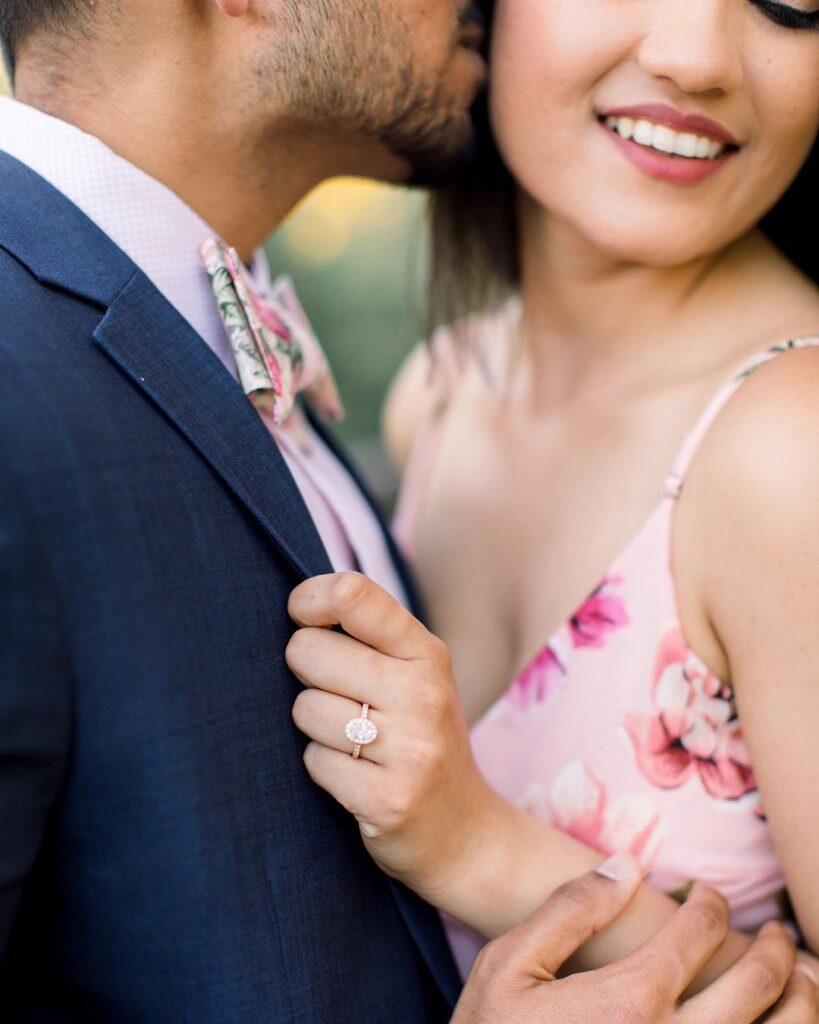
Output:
[677,920,796,1024]
[288,573,437,660]
[483,856,643,979]
[621,885,730,999]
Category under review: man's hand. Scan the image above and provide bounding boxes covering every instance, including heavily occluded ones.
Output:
[454,855,817,1023]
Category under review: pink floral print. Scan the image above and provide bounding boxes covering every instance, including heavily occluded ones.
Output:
[625,629,756,801]
[507,646,565,710]
[569,576,630,649]
[506,578,628,710]
[400,331,819,972]
[520,760,665,869]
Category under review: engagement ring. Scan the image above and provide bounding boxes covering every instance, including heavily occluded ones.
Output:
[345,703,378,759]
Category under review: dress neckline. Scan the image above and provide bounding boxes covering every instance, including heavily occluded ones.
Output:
[503,334,819,703]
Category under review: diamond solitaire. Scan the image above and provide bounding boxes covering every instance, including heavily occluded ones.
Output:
[345,702,377,758]
[345,717,378,745]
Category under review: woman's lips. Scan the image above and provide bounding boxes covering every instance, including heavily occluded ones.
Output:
[597,109,740,186]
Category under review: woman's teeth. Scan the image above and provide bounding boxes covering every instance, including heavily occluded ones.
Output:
[604,116,725,160]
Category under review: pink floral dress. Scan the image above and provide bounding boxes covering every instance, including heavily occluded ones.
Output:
[393,320,819,976]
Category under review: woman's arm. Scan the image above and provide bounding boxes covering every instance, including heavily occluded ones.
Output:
[421,774,754,987]
[285,572,752,988]
[689,347,819,954]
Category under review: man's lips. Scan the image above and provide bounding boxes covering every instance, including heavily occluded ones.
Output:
[458,22,486,51]
[598,103,740,148]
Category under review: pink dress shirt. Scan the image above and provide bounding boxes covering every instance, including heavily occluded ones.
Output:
[0,96,407,603]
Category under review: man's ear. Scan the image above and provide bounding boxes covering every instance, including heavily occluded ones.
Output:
[213,0,250,17]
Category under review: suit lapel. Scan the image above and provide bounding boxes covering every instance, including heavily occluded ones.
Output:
[0,150,332,580]
[1,151,461,1007]
[93,272,333,580]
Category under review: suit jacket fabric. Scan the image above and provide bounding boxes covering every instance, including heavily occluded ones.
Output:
[0,151,461,1022]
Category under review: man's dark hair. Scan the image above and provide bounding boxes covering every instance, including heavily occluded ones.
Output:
[0,0,79,79]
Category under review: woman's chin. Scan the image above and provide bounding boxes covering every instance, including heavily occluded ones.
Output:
[519,183,738,270]
[573,217,729,271]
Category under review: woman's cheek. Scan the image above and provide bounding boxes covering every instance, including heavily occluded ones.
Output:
[489,32,574,181]
[487,0,632,190]
[747,56,819,216]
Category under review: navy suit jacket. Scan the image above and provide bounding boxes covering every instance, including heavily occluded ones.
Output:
[0,152,461,1022]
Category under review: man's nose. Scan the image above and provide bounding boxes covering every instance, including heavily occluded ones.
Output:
[636,0,745,97]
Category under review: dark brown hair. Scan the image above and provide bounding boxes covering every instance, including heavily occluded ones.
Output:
[0,0,80,78]
[429,0,818,331]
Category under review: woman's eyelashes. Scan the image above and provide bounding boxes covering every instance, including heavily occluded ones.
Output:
[750,0,819,30]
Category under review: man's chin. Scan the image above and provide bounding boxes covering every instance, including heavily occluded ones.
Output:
[391,120,480,190]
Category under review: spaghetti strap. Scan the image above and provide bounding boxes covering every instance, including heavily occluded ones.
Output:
[663,335,819,501]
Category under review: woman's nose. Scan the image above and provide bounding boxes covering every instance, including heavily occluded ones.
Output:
[636,0,745,96]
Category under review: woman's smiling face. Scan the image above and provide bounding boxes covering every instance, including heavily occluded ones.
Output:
[489,0,819,265]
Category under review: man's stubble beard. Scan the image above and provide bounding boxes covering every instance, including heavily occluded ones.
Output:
[263,0,479,187]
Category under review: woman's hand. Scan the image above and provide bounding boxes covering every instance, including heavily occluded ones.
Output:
[286,571,499,898]
[285,572,817,1019]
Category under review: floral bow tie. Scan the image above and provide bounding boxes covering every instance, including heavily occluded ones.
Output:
[200,238,344,426]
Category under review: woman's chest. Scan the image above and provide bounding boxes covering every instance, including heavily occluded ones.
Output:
[412,395,690,721]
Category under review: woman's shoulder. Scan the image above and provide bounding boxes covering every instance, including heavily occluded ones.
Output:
[686,330,819,614]
[382,340,439,473]
[707,330,819,474]
[382,300,520,472]
[693,245,819,482]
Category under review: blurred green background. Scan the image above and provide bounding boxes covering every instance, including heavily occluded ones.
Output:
[1,68,427,499]
[266,180,428,498]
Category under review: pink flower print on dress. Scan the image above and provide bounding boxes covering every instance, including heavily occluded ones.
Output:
[507,645,565,711]
[569,576,630,649]
[520,760,665,869]
[624,629,757,801]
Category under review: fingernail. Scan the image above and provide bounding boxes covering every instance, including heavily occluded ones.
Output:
[596,853,641,882]
[796,964,818,987]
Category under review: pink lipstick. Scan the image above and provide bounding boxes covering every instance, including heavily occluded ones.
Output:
[597,103,741,186]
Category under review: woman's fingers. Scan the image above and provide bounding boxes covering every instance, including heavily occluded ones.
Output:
[678,919,795,1024]
[292,688,386,763]
[289,572,436,661]
[286,625,399,707]
[302,741,386,832]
